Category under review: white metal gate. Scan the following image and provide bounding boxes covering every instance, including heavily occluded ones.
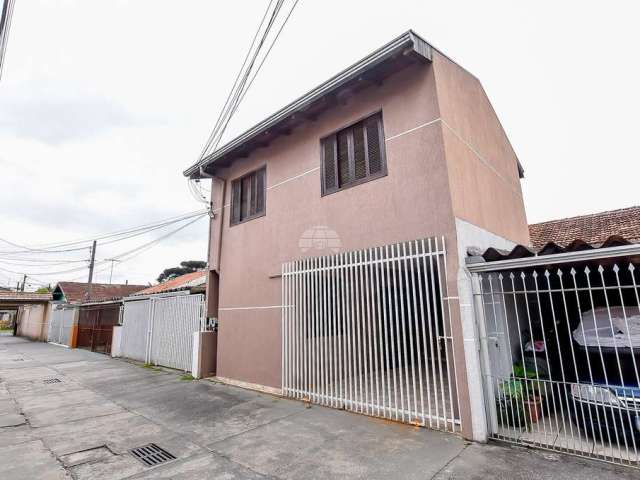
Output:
[47,306,76,346]
[121,294,205,371]
[282,237,461,432]
[471,252,640,468]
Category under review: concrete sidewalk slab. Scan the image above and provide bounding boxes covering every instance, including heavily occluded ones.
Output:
[0,336,636,479]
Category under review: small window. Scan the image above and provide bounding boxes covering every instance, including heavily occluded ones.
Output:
[321,112,387,195]
[230,167,266,225]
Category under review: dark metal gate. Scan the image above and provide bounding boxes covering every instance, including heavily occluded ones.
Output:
[77,303,121,354]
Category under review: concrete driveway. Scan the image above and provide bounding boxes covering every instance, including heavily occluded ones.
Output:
[0,336,636,479]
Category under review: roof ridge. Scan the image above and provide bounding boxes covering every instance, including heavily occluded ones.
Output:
[530,205,640,227]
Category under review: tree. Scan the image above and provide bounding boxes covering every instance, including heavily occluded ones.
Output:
[35,287,51,293]
[156,260,206,283]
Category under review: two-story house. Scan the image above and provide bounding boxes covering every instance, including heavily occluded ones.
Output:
[184,30,529,441]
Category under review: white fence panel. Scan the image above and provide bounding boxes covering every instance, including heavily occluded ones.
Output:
[48,306,76,346]
[120,294,205,372]
[121,299,152,362]
[150,295,204,371]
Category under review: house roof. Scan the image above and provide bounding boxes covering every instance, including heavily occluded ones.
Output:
[54,282,147,304]
[133,270,207,296]
[0,291,52,302]
[529,206,640,249]
[184,30,433,179]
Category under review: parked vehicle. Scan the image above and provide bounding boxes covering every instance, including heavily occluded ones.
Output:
[567,306,640,440]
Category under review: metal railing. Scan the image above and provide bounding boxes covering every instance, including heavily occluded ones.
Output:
[473,257,640,467]
[282,236,461,432]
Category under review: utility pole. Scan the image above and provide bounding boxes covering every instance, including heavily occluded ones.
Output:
[20,274,26,292]
[105,258,121,284]
[86,240,97,299]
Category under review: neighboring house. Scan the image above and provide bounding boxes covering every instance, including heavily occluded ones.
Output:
[133,270,206,297]
[529,205,640,248]
[0,291,53,341]
[185,30,529,441]
[52,281,147,304]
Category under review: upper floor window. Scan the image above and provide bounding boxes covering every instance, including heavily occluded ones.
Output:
[230,167,266,226]
[320,112,387,195]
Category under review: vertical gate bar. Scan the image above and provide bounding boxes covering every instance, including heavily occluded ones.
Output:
[476,275,499,437]
[324,256,331,406]
[402,242,418,422]
[329,255,339,407]
[490,275,519,437]
[410,241,425,425]
[570,268,606,454]
[312,255,319,403]
[282,262,287,395]
[382,245,392,419]
[338,253,345,408]
[390,243,404,421]
[348,251,356,411]
[319,256,325,405]
[557,269,589,454]
[598,265,633,461]
[519,272,549,444]
[543,270,580,451]
[303,258,309,401]
[324,255,330,405]
[325,255,331,407]
[372,246,382,417]
[364,248,374,415]
[354,250,364,413]
[584,268,616,458]
[440,237,461,429]
[531,272,562,441]
[506,273,535,440]
[615,264,640,461]
[427,238,442,428]
[434,238,452,428]
[417,239,433,428]
[398,242,412,421]
[297,260,302,399]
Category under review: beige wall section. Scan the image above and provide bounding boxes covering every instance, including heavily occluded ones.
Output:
[212,61,462,389]
[16,303,50,341]
[432,51,529,246]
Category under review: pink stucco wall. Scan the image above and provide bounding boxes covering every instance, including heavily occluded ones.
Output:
[207,52,527,439]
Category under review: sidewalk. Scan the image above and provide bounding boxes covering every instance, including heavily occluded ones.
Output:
[0,336,636,479]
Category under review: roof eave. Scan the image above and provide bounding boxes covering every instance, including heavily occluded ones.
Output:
[184,30,432,179]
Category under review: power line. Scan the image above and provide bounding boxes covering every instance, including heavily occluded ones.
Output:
[0,209,207,255]
[0,0,16,81]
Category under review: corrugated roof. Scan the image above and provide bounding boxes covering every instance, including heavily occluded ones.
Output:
[474,235,636,263]
[134,270,207,296]
[0,291,52,302]
[529,206,640,249]
[54,282,147,303]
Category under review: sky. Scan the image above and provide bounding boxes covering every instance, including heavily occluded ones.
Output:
[1,0,639,290]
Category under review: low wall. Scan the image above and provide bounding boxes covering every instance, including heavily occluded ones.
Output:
[192,331,217,379]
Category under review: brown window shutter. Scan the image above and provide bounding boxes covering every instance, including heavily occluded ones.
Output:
[337,130,350,186]
[231,180,241,224]
[366,116,383,175]
[322,136,337,193]
[353,123,366,180]
[255,168,265,214]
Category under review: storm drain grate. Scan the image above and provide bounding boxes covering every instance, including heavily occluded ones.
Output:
[129,444,176,467]
[43,378,61,384]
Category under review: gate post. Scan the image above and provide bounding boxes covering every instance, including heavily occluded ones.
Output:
[457,268,489,442]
